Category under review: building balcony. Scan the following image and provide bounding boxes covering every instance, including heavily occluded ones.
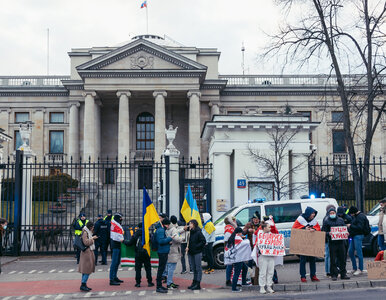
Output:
[130,150,154,160]
[333,153,349,162]
[44,153,67,162]
[0,76,70,87]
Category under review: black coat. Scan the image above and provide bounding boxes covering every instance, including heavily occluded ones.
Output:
[124,228,147,256]
[322,216,346,244]
[187,227,206,255]
[94,219,109,243]
[349,212,368,237]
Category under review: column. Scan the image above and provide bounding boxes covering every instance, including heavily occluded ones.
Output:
[188,91,201,161]
[153,91,167,161]
[211,152,231,221]
[0,110,10,158]
[82,91,96,161]
[31,109,44,162]
[95,100,102,160]
[117,91,131,161]
[68,103,80,161]
[209,102,220,117]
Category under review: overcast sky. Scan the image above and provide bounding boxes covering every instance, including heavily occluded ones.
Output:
[1,0,324,76]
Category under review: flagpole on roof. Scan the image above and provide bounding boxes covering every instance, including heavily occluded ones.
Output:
[146,1,149,34]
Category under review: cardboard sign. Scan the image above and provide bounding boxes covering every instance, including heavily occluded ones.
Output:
[367,261,386,280]
[257,231,285,256]
[330,226,349,240]
[216,199,229,212]
[289,228,325,258]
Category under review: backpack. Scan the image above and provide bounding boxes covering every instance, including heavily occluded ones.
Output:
[363,215,371,236]
[150,229,158,251]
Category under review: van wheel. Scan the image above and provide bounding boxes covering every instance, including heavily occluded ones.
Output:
[372,237,379,256]
[213,245,225,269]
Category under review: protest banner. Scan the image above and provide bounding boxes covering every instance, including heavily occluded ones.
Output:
[289,228,325,257]
[121,244,159,267]
[330,226,349,240]
[257,231,285,256]
[367,261,386,280]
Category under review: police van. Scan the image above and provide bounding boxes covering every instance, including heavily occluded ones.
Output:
[211,197,338,269]
[363,203,382,255]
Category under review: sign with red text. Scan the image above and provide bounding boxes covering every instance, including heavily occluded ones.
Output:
[367,261,386,280]
[330,226,349,240]
[257,231,285,256]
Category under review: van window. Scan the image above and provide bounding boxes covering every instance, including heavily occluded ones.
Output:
[265,203,302,224]
[235,206,261,226]
[214,207,238,225]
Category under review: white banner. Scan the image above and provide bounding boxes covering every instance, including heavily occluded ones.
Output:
[257,231,285,256]
[330,226,349,240]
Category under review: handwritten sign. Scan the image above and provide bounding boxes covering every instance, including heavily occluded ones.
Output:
[257,231,285,256]
[216,199,229,212]
[367,261,386,280]
[289,229,325,258]
[330,226,349,240]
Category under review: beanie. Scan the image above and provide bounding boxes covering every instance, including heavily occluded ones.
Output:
[348,206,359,215]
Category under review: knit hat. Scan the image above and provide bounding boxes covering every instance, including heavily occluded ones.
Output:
[328,207,336,214]
[326,204,335,212]
[107,209,112,214]
[79,213,86,217]
[337,206,345,215]
[348,206,359,215]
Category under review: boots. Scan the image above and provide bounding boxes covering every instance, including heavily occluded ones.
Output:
[191,281,201,290]
[80,283,91,292]
[188,280,196,289]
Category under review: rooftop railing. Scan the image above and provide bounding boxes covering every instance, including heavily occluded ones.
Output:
[0,76,70,87]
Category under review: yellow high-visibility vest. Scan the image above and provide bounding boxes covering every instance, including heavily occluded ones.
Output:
[75,219,89,235]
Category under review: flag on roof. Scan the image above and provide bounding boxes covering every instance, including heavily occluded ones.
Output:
[141,1,147,8]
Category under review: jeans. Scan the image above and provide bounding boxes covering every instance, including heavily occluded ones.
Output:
[94,241,108,265]
[204,242,215,269]
[299,255,316,278]
[189,253,203,282]
[181,243,192,272]
[81,273,90,284]
[378,234,386,251]
[232,262,243,291]
[325,243,330,274]
[135,251,152,284]
[349,235,364,271]
[109,248,121,281]
[329,241,347,277]
[259,255,275,288]
[156,253,168,288]
[166,262,177,285]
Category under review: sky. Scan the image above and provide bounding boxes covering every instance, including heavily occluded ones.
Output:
[0,0,331,76]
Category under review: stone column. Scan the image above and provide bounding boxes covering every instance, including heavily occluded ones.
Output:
[117,91,131,162]
[188,91,201,161]
[31,109,44,162]
[95,100,102,160]
[0,110,10,158]
[209,102,220,117]
[153,91,167,161]
[68,103,80,161]
[82,91,96,162]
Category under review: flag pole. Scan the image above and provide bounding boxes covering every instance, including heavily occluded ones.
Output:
[146,2,149,34]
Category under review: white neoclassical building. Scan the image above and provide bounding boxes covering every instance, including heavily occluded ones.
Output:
[0,34,385,218]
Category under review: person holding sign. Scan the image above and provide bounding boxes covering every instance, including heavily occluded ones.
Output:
[322,207,351,281]
[292,206,321,283]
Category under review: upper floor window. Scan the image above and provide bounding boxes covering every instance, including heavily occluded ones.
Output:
[49,131,64,154]
[136,112,154,150]
[227,111,243,115]
[15,112,29,123]
[50,112,64,123]
[298,111,312,121]
[332,130,346,153]
[262,111,277,114]
[331,111,344,123]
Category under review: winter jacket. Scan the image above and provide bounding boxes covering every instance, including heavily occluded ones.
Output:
[166,223,184,263]
[94,219,109,243]
[202,213,216,244]
[187,227,206,255]
[349,212,368,237]
[292,206,321,231]
[337,207,352,225]
[78,228,95,275]
[125,227,146,257]
[155,222,172,254]
[322,216,346,244]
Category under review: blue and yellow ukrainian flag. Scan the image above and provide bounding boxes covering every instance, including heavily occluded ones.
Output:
[180,185,202,228]
[142,187,160,256]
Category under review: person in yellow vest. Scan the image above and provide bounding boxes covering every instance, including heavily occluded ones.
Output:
[74,213,89,264]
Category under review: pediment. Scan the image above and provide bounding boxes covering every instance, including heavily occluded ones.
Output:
[76,39,207,71]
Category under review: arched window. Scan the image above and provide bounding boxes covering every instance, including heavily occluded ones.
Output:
[136,112,154,150]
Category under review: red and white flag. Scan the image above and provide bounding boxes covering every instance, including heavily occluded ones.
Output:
[224,236,251,265]
[110,218,124,242]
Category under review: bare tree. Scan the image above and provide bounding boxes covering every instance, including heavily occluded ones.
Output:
[248,126,309,201]
[266,0,386,210]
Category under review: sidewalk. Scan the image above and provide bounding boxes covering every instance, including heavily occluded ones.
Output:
[1,256,19,266]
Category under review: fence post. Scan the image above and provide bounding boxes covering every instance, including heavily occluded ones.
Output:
[165,155,170,216]
[13,150,23,256]
[358,158,364,213]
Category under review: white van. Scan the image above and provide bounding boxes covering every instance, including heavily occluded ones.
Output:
[211,198,338,269]
[364,203,382,255]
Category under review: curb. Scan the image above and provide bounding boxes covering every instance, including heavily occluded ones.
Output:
[244,279,386,292]
[1,256,19,267]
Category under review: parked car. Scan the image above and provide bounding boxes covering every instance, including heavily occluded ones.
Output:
[211,197,339,269]
[363,203,381,256]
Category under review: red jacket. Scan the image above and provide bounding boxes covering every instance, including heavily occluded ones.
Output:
[375,251,385,261]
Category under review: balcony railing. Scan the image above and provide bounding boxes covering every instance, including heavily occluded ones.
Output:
[0,76,70,87]
[130,150,155,160]
[45,153,67,162]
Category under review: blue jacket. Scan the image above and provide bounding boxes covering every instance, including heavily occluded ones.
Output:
[155,222,172,254]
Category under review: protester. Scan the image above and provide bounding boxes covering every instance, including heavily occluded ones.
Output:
[165,215,184,289]
[125,223,154,287]
[377,198,386,251]
[348,206,370,275]
[262,215,280,284]
[337,206,352,263]
[292,206,321,282]
[224,216,237,286]
[187,219,206,290]
[322,207,350,281]
[0,218,8,274]
[258,222,276,294]
[94,214,109,265]
[202,213,216,274]
[323,204,335,277]
[155,217,172,293]
[73,213,89,264]
[109,213,124,285]
[178,219,192,274]
[224,227,252,293]
[79,221,98,291]
[103,210,113,260]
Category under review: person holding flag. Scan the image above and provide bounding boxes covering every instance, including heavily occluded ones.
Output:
[109,213,124,286]
[202,213,216,274]
[180,185,202,228]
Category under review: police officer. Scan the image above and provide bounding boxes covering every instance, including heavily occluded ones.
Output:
[74,213,89,264]
[104,210,113,260]
[94,214,109,265]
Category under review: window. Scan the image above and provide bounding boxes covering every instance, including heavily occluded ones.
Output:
[105,168,115,184]
[138,165,153,189]
[334,165,348,181]
[49,131,64,153]
[331,111,344,123]
[235,206,261,226]
[265,203,302,224]
[332,130,346,153]
[50,112,64,123]
[227,111,243,115]
[262,111,277,114]
[298,111,312,142]
[15,112,29,123]
[249,182,274,201]
[136,112,154,150]
[14,130,22,150]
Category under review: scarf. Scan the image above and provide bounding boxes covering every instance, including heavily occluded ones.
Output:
[84,227,95,251]
[111,218,124,242]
